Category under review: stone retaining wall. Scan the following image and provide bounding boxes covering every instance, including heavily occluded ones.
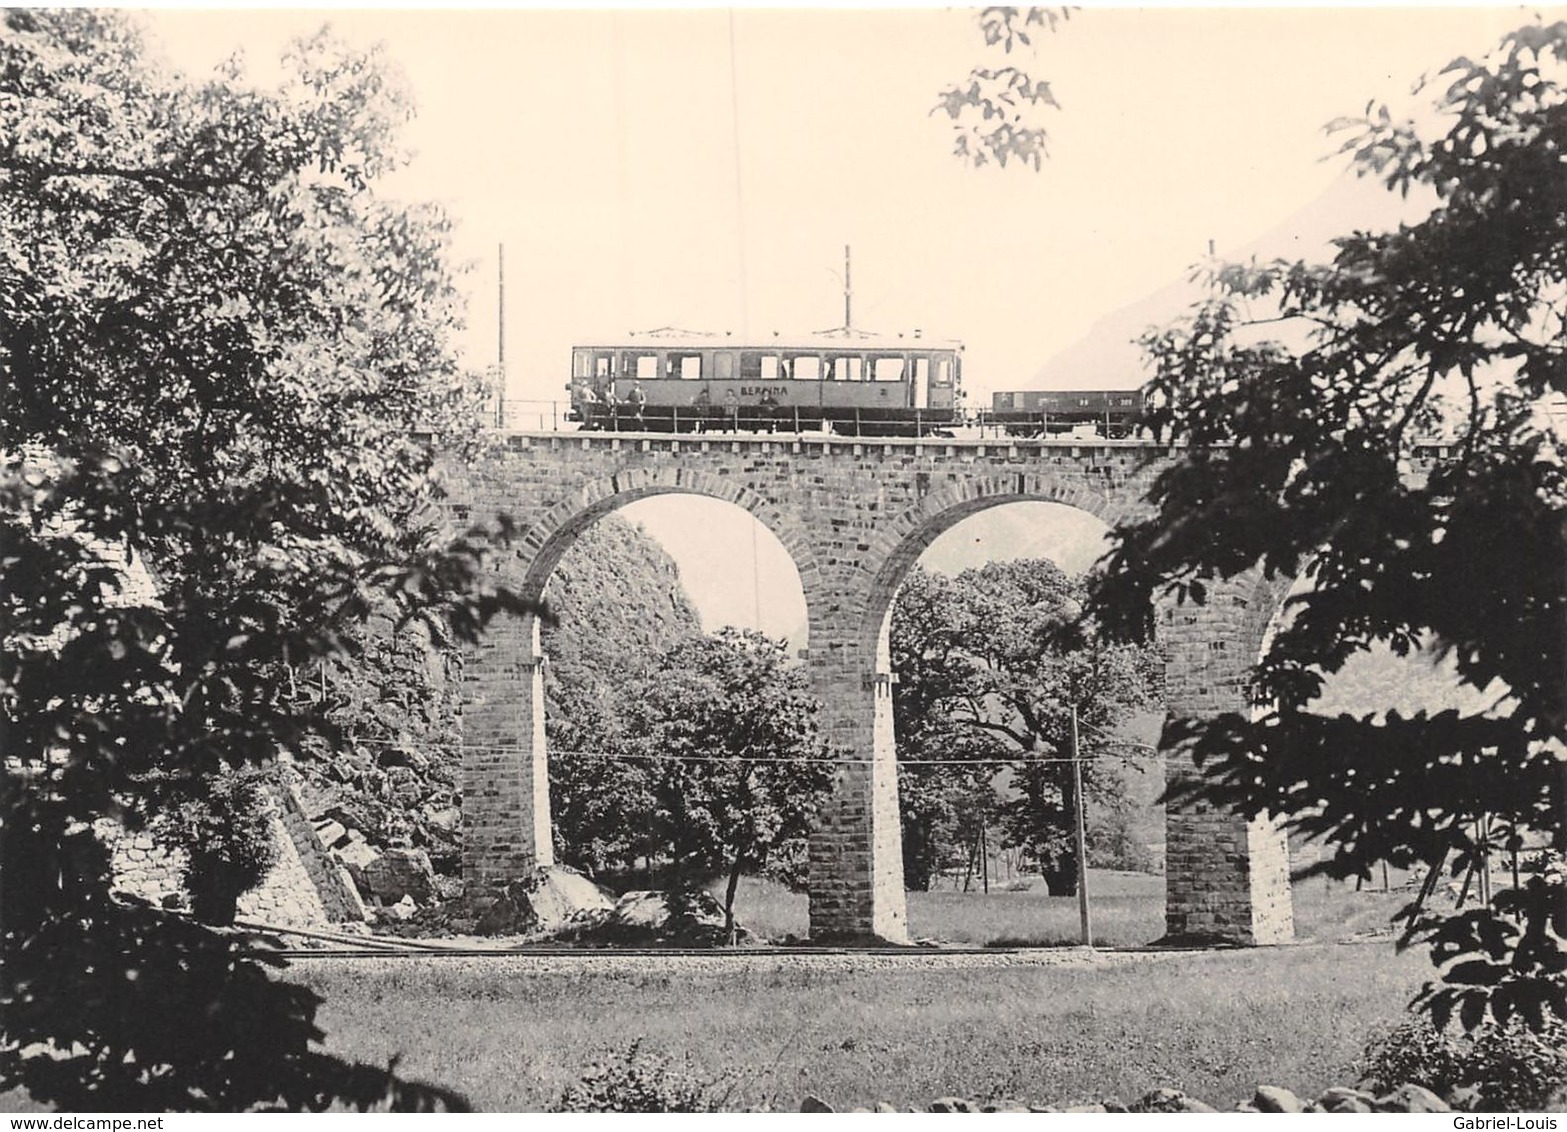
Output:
[107,774,364,927]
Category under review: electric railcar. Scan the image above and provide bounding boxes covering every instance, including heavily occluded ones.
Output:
[987,389,1145,438]
[566,330,963,436]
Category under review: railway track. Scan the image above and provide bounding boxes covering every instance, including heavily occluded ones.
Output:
[268,943,1166,960]
[239,920,1390,964]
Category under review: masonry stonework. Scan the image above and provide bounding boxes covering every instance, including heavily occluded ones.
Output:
[450,430,1302,943]
[106,772,363,928]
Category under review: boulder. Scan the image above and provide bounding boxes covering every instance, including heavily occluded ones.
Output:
[333,831,380,875]
[1316,1086,1377,1113]
[1374,1084,1450,1113]
[531,867,616,926]
[476,867,616,935]
[873,1102,900,1113]
[928,1097,975,1112]
[1064,1103,1108,1113]
[1131,1088,1216,1113]
[799,1095,834,1113]
[359,847,436,904]
[382,894,418,921]
[1253,1086,1307,1113]
[1445,1086,1484,1112]
[556,888,754,947]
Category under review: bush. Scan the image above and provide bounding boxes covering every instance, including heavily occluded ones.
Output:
[1359,1016,1567,1112]
[156,765,280,926]
[552,1043,723,1112]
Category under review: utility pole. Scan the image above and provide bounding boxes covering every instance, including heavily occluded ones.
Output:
[843,244,852,332]
[1071,703,1093,947]
[495,243,507,429]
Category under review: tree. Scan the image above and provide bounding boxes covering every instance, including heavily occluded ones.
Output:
[935,7,1069,170]
[624,629,834,940]
[1,11,527,1109]
[1088,20,1567,1031]
[891,562,1162,895]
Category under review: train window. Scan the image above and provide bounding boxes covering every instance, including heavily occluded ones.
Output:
[573,350,592,378]
[1117,395,1135,406]
[789,355,822,381]
[715,352,735,380]
[741,352,781,381]
[932,356,953,387]
[1078,396,1093,406]
[825,356,863,382]
[594,354,614,380]
[913,357,930,389]
[619,351,658,381]
[664,353,702,380]
[871,356,904,382]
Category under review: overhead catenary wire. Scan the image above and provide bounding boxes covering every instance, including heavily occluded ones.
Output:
[726,7,750,337]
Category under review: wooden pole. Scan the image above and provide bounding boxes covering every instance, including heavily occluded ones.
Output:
[844,244,852,331]
[1407,848,1447,928]
[981,818,990,894]
[1072,703,1093,947]
[496,243,506,428]
[1478,815,1493,906]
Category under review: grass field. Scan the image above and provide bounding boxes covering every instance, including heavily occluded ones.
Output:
[0,877,1432,1113]
[289,942,1427,1111]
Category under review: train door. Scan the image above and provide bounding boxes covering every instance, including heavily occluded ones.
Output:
[713,350,735,387]
[929,353,955,409]
[912,356,930,410]
[585,350,615,396]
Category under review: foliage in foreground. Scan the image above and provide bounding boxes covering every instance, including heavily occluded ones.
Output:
[936,7,1070,170]
[1089,18,1567,1030]
[1,10,525,1110]
[1359,1015,1567,1112]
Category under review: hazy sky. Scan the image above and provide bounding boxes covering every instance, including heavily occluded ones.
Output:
[145,4,1532,411]
[142,5,1549,640]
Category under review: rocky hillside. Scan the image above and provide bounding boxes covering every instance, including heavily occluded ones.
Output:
[542,514,703,707]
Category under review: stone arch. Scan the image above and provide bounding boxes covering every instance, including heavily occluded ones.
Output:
[508,466,821,607]
[805,478,1120,942]
[856,472,1120,659]
[813,475,1294,946]
[461,466,822,903]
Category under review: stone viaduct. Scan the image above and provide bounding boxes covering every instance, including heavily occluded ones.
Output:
[449,429,1299,945]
